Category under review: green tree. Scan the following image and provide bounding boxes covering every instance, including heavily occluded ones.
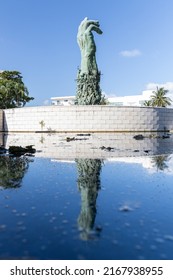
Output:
[0,70,34,109]
[100,94,109,105]
[151,87,172,107]
[151,155,170,171]
[0,156,31,188]
[143,100,152,107]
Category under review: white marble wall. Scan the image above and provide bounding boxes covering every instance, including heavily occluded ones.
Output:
[3,106,173,132]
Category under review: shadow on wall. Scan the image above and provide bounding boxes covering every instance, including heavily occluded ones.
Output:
[0,110,4,132]
[0,110,8,132]
[3,110,8,132]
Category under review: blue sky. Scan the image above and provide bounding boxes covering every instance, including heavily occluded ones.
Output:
[0,0,173,106]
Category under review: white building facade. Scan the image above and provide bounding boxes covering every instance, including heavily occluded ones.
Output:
[50,90,152,107]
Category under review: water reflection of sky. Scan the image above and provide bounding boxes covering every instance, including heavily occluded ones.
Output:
[0,154,173,260]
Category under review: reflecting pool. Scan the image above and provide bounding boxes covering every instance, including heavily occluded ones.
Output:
[0,133,173,259]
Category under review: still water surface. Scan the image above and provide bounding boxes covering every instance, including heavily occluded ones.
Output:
[0,133,173,259]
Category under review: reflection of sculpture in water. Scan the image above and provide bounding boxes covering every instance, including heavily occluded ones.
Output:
[0,156,33,188]
[76,17,103,105]
[76,158,102,240]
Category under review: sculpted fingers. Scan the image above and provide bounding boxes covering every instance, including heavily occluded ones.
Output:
[86,24,103,35]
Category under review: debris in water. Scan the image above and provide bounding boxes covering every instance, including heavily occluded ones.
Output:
[133,134,144,140]
[119,205,133,212]
[9,145,36,156]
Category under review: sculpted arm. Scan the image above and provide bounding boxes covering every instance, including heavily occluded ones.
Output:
[77,17,102,74]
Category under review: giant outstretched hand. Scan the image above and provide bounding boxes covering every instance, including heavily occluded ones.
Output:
[77,17,103,74]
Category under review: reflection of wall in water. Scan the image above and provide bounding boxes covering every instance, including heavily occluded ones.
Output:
[76,159,102,240]
[3,133,173,159]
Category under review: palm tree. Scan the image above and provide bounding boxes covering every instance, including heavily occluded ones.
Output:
[151,155,170,171]
[143,100,152,107]
[151,87,172,107]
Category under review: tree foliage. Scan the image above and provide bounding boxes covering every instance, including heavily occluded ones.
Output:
[100,94,109,105]
[0,156,30,188]
[151,155,170,171]
[143,100,152,107]
[144,87,172,108]
[0,71,34,109]
[151,87,172,107]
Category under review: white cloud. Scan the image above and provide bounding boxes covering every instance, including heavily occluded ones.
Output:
[120,49,142,57]
[101,91,117,98]
[146,82,173,92]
